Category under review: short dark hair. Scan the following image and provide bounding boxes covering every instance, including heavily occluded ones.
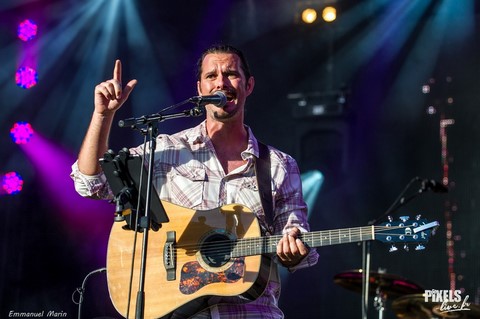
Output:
[196,44,252,81]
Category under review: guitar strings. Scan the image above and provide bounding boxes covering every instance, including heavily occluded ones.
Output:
[167,225,425,260]
[172,225,421,251]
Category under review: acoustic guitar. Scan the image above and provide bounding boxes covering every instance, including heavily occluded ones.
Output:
[106,200,438,319]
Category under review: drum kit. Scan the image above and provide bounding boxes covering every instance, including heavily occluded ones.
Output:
[334,269,480,319]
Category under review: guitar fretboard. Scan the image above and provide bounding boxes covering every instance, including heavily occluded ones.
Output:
[231,226,375,257]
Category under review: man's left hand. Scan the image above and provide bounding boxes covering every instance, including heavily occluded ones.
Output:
[276,227,309,267]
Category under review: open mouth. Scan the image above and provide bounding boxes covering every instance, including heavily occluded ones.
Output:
[223,91,236,102]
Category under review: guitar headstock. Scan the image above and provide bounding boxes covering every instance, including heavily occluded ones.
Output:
[375,215,439,252]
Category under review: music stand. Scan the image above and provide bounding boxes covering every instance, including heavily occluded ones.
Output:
[100,148,168,229]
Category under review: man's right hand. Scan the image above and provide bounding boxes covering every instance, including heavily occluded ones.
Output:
[94,59,137,116]
[77,60,137,176]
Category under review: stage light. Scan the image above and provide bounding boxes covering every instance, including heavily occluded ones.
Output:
[10,122,34,144]
[322,6,336,22]
[422,85,430,94]
[17,19,38,41]
[2,172,24,195]
[302,8,318,24]
[301,170,324,219]
[15,66,38,89]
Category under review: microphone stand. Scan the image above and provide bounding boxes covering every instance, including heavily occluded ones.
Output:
[361,176,431,319]
[117,101,204,319]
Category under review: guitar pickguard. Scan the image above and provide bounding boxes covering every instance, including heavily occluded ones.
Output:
[179,257,245,295]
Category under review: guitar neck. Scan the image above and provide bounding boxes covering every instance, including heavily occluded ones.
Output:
[232,226,375,257]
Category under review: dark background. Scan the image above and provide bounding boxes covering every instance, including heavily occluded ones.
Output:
[1,0,479,318]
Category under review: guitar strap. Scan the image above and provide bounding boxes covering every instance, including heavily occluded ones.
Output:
[255,141,274,234]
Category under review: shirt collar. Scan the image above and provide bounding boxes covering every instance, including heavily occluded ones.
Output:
[187,120,259,160]
[242,126,259,160]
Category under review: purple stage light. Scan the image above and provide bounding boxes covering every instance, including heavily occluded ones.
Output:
[15,67,38,89]
[18,19,38,41]
[17,133,114,263]
[2,172,24,195]
[10,122,35,144]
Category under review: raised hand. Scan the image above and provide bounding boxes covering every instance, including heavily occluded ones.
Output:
[94,59,137,116]
[77,60,137,175]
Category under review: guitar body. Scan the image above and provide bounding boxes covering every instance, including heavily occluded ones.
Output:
[107,201,270,319]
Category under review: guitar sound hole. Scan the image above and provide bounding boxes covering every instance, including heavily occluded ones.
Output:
[200,233,233,267]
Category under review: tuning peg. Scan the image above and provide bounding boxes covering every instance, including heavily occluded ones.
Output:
[389,244,398,252]
[415,214,422,220]
[387,216,393,222]
[415,244,426,251]
[399,216,410,223]
[403,244,410,252]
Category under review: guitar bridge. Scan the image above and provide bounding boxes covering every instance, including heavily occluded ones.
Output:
[164,231,176,281]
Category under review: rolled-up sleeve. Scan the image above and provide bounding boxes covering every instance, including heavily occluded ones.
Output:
[70,161,113,199]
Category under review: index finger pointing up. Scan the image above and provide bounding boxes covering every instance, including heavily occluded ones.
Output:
[113,59,122,83]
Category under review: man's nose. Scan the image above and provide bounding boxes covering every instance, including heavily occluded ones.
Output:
[214,74,227,89]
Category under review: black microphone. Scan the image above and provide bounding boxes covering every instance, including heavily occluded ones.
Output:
[421,179,448,193]
[189,91,227,107]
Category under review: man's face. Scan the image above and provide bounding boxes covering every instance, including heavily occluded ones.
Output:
[197,52,254,122]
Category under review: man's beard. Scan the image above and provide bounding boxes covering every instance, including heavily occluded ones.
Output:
[213,107,238,121]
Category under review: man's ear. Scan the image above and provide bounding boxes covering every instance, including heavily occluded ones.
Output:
[246,76,255,96]
[197,80,202,95]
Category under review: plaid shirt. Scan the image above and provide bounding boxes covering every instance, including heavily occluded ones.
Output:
[71,120,318,319]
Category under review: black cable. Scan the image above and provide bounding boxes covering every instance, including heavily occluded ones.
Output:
[72,267,107,319]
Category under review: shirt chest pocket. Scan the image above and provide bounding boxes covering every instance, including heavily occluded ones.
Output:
[235,176,262,214]
[165,164,206,208]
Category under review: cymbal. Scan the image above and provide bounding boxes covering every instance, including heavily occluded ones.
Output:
[392,294,480,319]
[333,269,424,298]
